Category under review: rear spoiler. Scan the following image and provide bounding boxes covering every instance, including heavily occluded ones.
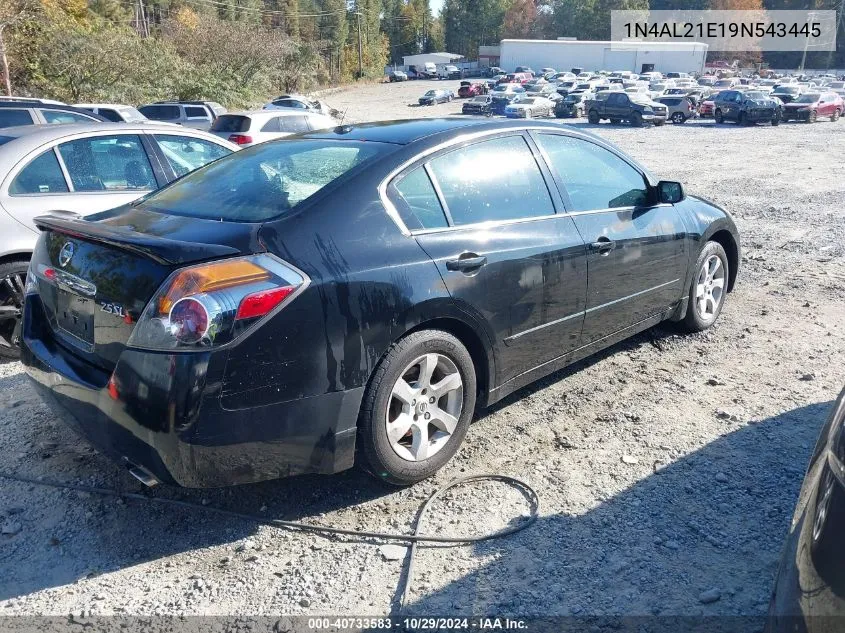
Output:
[34,215,241,266]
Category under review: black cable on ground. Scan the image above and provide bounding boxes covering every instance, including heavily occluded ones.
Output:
[0,471,539,611]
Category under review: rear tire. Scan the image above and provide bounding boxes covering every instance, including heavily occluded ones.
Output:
[831,109,840,122]
[358,330,477,486]
[0,259,28,361]
[678,241,729,333]
[808,110,817,123]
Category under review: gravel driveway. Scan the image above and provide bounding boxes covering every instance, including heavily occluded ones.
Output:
[2,78,844,619]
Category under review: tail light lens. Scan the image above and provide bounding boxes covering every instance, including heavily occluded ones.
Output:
[228,134,253,145]
[127,254,308,351]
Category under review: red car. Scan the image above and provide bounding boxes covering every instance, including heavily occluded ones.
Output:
[457,81,487,98]
[781,91,843,122]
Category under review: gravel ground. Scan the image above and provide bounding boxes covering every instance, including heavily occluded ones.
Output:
[2,78,845,619]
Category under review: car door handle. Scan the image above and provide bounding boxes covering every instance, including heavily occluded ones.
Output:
[589,238,616,254]
[446,254,487,272]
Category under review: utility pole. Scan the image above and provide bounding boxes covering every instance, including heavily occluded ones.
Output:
[356,10,363,78]
[826,0,844,70]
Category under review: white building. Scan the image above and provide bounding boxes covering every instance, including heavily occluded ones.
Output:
[499,39,708,75]
[402,52,463,67]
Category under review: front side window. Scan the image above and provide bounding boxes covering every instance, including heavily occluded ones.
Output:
[427,135,553,226]
[58,134,155,191]
[537,134,649,211]
[393,167,447,229]
[9,150,69,195]
[41,110,96,124]
[154,134,232,178]
[139,105,180,121]
[137,139,388,222]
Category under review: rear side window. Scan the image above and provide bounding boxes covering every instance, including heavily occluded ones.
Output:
[211,115,251,133]
[154,135,232,178]
[0,109,35,128]
[58,134,156,191]
[259,117,282,133]
[137,139,387,222]
[280,116,310,133]
[139,105,180,120]
[427,135,553,226]
[40,110,96,124]
[9,150,69,195]
[536,134,649,210]
[184,106,209,119]
[393,168,447,229]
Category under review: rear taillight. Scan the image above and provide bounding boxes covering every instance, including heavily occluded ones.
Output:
[228,134,253,145]
[127,254,307,351]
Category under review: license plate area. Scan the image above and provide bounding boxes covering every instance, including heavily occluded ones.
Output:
[56,292,95,346]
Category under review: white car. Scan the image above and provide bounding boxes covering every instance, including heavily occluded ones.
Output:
[74,103,149,123]
[209,110,336,147]
[263,95,335,117]
[504,96,555,118]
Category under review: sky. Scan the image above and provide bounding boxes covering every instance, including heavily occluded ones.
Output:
[431,0,444,16]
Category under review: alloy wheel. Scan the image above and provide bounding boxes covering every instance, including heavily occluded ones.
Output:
[385,353,463,462]
[695,254,726,321]
[0,270,25,354]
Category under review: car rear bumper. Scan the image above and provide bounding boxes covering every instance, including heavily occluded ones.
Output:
[783,109,811,120]
[21,298,361,488]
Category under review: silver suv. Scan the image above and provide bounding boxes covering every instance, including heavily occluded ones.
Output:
[137,101,227,130]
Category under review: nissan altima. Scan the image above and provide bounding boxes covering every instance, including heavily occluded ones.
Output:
[20,119,740,487]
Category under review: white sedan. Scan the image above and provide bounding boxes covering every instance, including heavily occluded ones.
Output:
[504,96,556,118]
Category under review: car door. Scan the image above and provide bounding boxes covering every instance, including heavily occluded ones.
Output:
[533,131,688,344]
[0,133,164,234]
[182,105,212,130]
[388,132,587,384]
[605,93,625,118]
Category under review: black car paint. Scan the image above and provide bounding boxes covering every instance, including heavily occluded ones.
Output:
[21,118,740,487]
[767,387,845,632]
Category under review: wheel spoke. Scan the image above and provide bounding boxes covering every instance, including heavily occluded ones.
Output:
[416,353,438,389]
[711,277,725,289]
[430,407,459,434]
[709,257,721,276]
[706,296,715,315]
[392,378,416,406]
[695,283,707,298]
[430,371,462,398]
[410,422,430,460]
[387,413,414,444]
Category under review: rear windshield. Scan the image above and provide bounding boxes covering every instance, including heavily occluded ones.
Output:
[0,135,15,146]
[136,139,388,222]
[211,115,251,133]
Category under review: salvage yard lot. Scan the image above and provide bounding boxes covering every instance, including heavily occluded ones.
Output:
[2,78,845,618]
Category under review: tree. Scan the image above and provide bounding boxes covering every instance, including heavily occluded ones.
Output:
[502,0,537,38]
[0,0,32,95]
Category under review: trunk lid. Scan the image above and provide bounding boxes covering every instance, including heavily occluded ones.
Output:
[30,208,263,369]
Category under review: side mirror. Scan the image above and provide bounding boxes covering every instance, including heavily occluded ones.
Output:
[657,181,684,204]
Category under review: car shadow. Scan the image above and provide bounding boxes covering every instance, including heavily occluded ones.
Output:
[397,400,830,617]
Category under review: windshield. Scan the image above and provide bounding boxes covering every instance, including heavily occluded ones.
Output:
[743,91,766,100]
[776,86,799,93]
[136,140,388,222]
[714,80,733,87]
[794,93,820,103]
[424,91,436,96]
[472,96,489,102]
[829,82,845,89]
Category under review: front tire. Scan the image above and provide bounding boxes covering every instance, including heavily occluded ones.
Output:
[358,330,477,485]
[0,259,28,361]
[588,109,600,124]
[671,112,686,124]
[807,110,817,123]
[714,109,724,124]
[831,108,840,122]
[630,111,643,127]
[679,241,729,333]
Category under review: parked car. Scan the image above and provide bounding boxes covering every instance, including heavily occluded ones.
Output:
[418,89,453,105]
[698,91,727,117]
[554,92,590,118]
[19,118,739,487]
[586,91,667,126]
[0,101,105,129]
[409,62,437,78]
[713,89,782,125]
[138,101,226,130]
[209,110,336,146]
[0,123,236,358]
[74,104,149,123]
[781,92,843,122]
[490,83,526,114]
[771,85,802,104]
[654,96,697,124]
[438,65,462,80]
[502,72,532,85]
[461,95,493,116]
[514,66,534,75]
[767,386,845,632]
[263,95,334,117]
[504,96,555,118]
[457,81,486,98]
[555,80,579,97]
[388,70,408,82]
[487,66,504,77]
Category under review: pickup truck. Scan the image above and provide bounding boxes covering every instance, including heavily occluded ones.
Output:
[585,91,667,126]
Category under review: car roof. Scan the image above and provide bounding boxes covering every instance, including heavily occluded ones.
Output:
[0,101,106,118]
[228,109,330,118]
[0,122,237,157]
[74,103,137,109]
[302,118,607,147]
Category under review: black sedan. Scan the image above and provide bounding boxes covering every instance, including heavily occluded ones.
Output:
[20,119,740,488]
[767,387,845,632]
[418,89,453,106]
[462,95,493,116]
